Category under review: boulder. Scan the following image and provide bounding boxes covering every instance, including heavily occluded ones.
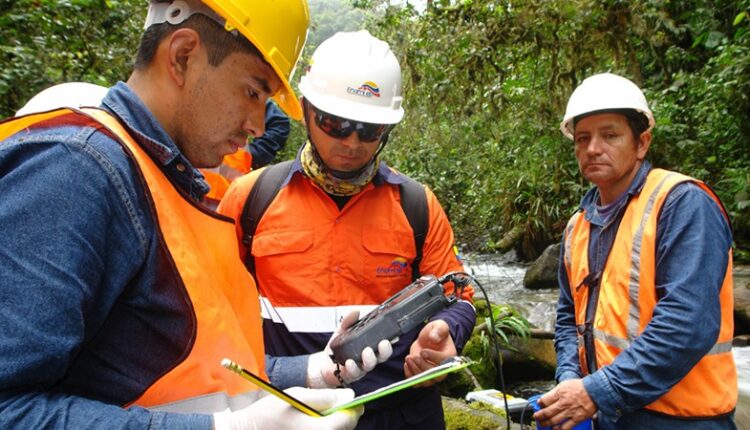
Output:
[523,243,560,290]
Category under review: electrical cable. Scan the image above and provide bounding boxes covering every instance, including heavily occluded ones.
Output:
[518,402,535,430]
[439,271,512,430]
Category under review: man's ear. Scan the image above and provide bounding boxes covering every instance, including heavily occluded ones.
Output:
[637,130,652,160]
[165,28,201,87]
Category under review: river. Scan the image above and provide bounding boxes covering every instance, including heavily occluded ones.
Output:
[465,253,749,428]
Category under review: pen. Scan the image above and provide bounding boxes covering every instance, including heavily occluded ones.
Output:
[220,358,322,417]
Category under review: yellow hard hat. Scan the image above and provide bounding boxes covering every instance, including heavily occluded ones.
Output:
[146,0,309,120]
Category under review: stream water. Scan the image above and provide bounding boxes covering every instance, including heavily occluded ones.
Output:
[464,253,749,428]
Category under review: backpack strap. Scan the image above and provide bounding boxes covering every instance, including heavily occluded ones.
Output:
[399,177,429,281]
[239,160,294,275]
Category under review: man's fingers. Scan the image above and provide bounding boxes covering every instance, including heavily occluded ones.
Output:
[284,387,355,410]
[340,311,360,331]
[376,340,393,363]
[419,348,447,364]
[430,323,449,343]
[404,354,430,375]
[360,347,377,372]
[418,320,449,346]
[344,359,363,381]
[535,400,569,429]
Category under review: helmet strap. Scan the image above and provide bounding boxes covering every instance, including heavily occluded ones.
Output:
[144,0,237,36]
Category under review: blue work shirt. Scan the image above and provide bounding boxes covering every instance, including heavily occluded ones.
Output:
[248,100,290,169]
[0,82,212,429]
[555,161,736,429]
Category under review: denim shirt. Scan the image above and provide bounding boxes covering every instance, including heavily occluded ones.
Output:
[0,83,212,429]
[555,161,735,429]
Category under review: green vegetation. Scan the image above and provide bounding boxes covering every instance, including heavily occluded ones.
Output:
[2,0,748,261]
[359,0,750,260]
[0,0,144,116]
[438,300,532,393]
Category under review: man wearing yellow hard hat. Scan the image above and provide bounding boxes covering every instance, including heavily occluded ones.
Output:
[0,1,372,428]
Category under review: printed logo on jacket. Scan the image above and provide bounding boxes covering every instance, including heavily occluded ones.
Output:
[376,257,408,277]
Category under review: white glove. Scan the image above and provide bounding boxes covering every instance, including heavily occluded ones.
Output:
[307,310,393,388]
[213,387,362,430]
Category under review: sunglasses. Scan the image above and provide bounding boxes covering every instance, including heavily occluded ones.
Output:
[311,105,390,143]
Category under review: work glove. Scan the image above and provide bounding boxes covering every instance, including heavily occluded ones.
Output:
[307,310,393,388]
[213,387,362,430]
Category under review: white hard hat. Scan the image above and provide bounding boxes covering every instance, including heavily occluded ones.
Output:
[560,73,654,140]
[298,30,404,125]
[16,82,107,117]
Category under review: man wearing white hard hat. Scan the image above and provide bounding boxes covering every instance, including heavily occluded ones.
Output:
[0,1,367,429]
[219,30,477,429]
[533,73,737,429]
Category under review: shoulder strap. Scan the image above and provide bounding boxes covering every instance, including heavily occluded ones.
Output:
[239,160,294,274]
[399,177,429,281]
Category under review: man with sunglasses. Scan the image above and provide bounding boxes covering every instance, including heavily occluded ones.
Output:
[533,73,736,429]
[219,30,476,429]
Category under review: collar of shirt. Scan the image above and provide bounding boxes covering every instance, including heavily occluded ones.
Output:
[280,148,410,189]
[579,160,653,227]
[100,82,210,200]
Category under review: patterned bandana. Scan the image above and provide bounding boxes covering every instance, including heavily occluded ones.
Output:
[300,141,381,196]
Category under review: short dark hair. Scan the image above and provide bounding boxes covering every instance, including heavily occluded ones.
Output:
[573,108,650,140]
[134,14,263,69]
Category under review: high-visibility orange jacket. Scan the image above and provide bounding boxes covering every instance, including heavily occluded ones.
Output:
[1,108,266,412]
[563,168,736,418]
[218,163,476,407]
[220,166,474,319]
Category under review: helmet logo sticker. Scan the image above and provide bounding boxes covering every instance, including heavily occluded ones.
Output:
[346,81,381,98]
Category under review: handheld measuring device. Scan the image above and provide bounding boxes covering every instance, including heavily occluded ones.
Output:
[329,274,458,365]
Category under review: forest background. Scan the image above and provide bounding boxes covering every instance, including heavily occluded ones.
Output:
[2,0,748,263]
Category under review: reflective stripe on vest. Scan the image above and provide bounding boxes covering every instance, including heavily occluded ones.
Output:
[260,296,377,333]
[1,109,266,413]
[563,168,736,418]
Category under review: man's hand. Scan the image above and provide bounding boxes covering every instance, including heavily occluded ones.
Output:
[307,311,392,388]
[403,320,457,387]
[532,379,597,430]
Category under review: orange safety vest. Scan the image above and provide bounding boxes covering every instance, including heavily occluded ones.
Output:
[219,168,471,333]
[202,150,254,203]
[563,168,736,418]
[1,109,266,412]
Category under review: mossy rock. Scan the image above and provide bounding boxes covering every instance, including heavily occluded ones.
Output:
[443,396,507,430]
